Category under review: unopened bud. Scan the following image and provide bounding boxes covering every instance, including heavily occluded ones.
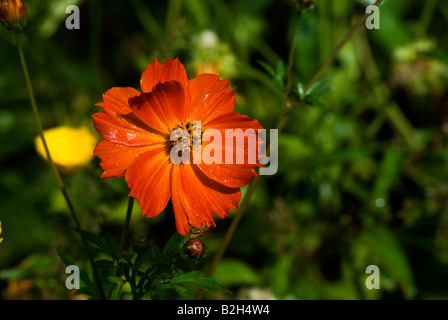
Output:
[0,0,27,32]
[132,236,149,254]
[184,238,205,260]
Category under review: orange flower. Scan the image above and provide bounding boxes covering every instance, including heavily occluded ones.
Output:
[93,58,263,235]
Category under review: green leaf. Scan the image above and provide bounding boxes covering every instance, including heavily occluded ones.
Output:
[297,82,305,99]
[171,271,232,295]
[306,78,328,95]
[311,84,334,97]
[276,61,285,79]
[257,60,276,78]
[104,233,117,259]
[173,285,191,300]
[156,282,191,299]
[213,259,260,287]
[110,284,123,300]
[305,96,325,108]
[271,255,294,298]
[371,147,403,202]
[91,259,115,269]
[72,227,107,249]
[57,249,74,266]
[78,246,107,254]
[257,60,285,89]
[360,226,415,298]
[108,276,125,300]
[107,276,125,286]
[162,232,182,255]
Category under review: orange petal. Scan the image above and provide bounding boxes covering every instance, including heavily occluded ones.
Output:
[196,163,257,188]
[204,112,264,131]
[129,81,186,135]
[140,58,188,93]
[188,74,235,126]
[170,164,240,235]
[197,112,264,187]
[125,148,172,218]
[95,87,140,115]
[94,140,158,178]
[92,111,165,147]
[203,111,265,164]
[191,165,241,219]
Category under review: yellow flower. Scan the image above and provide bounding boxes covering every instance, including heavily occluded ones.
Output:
[35,126,98,173]
[0,221,3,243]
[190,30,237,78]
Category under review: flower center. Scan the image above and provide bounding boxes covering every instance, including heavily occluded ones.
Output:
[170,120,203,157]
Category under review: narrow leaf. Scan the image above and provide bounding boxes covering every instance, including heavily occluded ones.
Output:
[72,227,107,249]
[257,60,276,78]
[92,259,115,269]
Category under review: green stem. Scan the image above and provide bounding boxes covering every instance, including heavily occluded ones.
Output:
[15,33,81,229]
[417,0,438,38]
[118,197,134,258]
[285,12,301,94]
[208,176,259,278]
[305,0,383,91]
[166,0,182,32]
[354,27,417,148]
[15,32,106,300]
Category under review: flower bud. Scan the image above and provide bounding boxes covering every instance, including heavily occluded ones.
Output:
[0,0,27,32]
[132,236,149,254]
[184,238,205,260]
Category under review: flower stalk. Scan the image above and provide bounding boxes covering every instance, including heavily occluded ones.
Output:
[118,197,134,258]
[15,33,82,229]
[15,31,106,300]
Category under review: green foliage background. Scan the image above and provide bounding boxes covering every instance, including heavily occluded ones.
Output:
[1,0,448,299]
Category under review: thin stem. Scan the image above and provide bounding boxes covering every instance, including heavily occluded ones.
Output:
[285,12,301,94]
[417,0,438,38]
[118,197,134,258]
[305,0,383,91]
[207,176,260,279]
[15,32,106,300]
[354,28,417,148]
[15,33,81,230]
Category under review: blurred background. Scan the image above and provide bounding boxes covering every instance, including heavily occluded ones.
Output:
[1,0,448,299]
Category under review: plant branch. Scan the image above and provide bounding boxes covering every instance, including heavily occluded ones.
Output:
[16,33,81,230]
[305,0,383,91]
